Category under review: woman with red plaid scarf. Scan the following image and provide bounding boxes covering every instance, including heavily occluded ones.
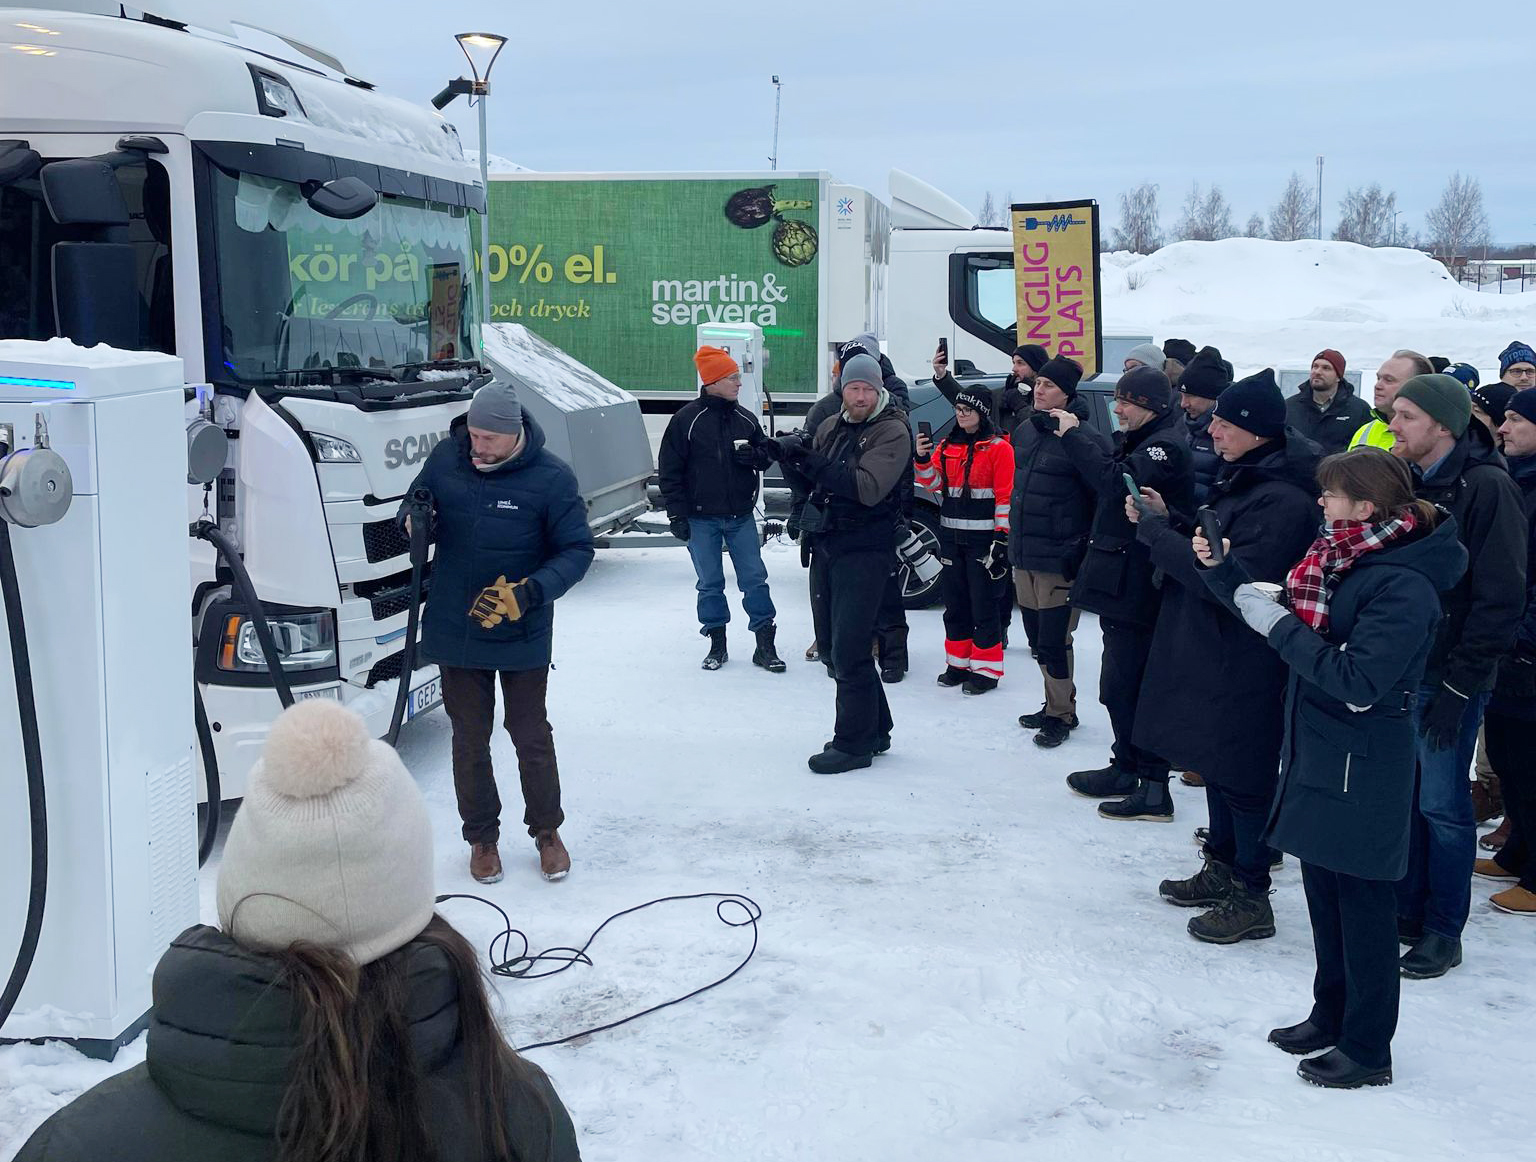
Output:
[1194,447,1466,1091]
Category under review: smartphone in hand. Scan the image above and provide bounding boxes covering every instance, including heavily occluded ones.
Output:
[917,420,933,441]
[937,337,948,370]
[1197,506,1225,564]
[1123,472,1151,516]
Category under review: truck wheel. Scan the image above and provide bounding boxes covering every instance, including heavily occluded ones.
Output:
[899,508,944,610]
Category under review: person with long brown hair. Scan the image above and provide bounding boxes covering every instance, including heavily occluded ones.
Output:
[1195,447,1466,1090]
[16,700,580,1162]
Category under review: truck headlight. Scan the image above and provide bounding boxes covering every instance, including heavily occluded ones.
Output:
[311,433,361,463]
[218,610,337,673]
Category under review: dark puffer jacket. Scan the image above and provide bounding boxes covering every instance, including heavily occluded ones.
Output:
[1060,407,1194,626]
[1490,453,1536,719]
[1132,434,1323,791]
[657,390,771,519]
[402,414,594,671]
[1006,394,1105,576]
[1185,407,1221,507]
[14,926,581,1162]
[1204,518,1468,880]
[1413,421,1528,695]
[1284,381,1372,455]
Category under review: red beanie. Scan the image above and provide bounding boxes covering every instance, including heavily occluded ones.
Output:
[694,346,739,385]
[1314,349,1346,380]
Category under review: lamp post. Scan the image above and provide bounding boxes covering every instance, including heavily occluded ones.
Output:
[1390,209,1401,247]
[455,32,507,332]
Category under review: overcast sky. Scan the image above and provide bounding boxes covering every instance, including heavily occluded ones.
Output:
[291,0,1529,242]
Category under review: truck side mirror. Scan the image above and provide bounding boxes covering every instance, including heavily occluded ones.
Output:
[0,140,42,186]
[40,156,131,225]
[304,176,378,221]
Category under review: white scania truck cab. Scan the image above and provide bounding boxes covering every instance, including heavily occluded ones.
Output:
[0,4,488,796]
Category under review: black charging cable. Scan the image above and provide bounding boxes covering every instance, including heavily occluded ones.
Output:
[435,891,762,1053]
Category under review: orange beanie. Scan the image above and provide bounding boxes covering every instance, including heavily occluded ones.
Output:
[694,345,739,385]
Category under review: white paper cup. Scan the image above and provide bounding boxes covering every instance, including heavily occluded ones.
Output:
[1251,582,1284,603]
[733,439,749,451]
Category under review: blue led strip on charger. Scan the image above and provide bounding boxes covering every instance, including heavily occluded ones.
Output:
[0,375,77,391]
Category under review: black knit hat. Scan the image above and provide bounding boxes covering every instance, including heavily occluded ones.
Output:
[1176,346,1232,400]
[954,387,991,415]
[1013,344,1050,374]
[1470,381,1517,426]
[1115,365,1173,416]
[1507,387,1536,426]
[1163,338,1197,366]
[1213,368,1286,438]
[1035,356,1083,396]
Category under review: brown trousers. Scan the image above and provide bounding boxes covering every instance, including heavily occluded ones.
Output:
[1014,568,1080,720]
[440,665,564,845]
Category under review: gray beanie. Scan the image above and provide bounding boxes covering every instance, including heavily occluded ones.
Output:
[466,380,523,435]
[217,701,435,966]
[839,352,884,390]
[1394,373,1472,438]
[1126,343,1167,371]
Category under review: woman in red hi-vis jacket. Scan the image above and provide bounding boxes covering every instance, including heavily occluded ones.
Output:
[914,386,1016,694]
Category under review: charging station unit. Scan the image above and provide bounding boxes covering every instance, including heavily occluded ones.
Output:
[0,341,198,1059]
[696,322,768,422]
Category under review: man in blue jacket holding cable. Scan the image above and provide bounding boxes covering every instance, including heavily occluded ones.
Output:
[402,381,594,886]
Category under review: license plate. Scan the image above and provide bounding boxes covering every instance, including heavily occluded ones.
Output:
[407,675,443,720]
[294,685,341,702]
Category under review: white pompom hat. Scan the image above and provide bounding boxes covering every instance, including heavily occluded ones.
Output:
[216,700,435,965]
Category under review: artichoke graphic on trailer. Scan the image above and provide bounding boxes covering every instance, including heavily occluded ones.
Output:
[723,184,819,267]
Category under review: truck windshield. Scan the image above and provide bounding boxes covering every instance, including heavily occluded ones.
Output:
[207,167,480,388]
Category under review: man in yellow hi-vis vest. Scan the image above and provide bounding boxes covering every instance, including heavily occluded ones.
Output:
[1349,349,1435,450]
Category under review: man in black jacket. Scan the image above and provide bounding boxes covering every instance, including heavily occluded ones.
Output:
[1177,346,1231,506]
[1049,366,1194,818]
[776,354,912,773]
[1480,390,1536,914]
[658,346,785,673]
[1388,373,1528,977]
[1133,370,1322,942]
[1009,356,1106,747]
[401,383,594,884]
[1286,349,1372,454]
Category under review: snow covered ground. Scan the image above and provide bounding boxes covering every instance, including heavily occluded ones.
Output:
[1101,241,1536,380]
[3,544,1532,1161]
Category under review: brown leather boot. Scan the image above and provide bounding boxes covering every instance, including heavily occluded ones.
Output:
[1481,817,1512,851]
[536,830,570,881]
[1471,779,1502,824]
[1179,771,1205,787]
[470,842,503,884]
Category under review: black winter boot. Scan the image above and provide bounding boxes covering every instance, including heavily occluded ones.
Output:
[1033,717,1073,748]
[936,666,968,687]
[1098,778,1175,821]
[1067,765,1138,798]
[752,623,786,673]
[1188,883,1276,944]
[701,627,728,670]
[1159,857,1234,908]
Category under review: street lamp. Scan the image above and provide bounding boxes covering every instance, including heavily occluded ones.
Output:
[433,32,508,342]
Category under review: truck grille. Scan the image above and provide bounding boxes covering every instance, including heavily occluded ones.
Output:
[354,565,432,621]
[362,517,409,563]
[366,652,404,688]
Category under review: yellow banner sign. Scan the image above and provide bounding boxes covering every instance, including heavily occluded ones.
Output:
[1011,201,1101,377]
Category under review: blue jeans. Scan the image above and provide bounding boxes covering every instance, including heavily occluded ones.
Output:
[1395,683,1489,940]
[686,515,775,633]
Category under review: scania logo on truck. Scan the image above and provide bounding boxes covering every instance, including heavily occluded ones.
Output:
[384,431,449,469]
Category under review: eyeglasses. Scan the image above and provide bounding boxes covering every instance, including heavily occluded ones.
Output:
[1506,366,1536,379]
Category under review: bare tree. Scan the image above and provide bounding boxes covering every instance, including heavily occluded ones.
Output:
[1333,184,1398,246]
[977,191,1001,227]
[1425,172,1490,257]
[1268,172,1317,241]
[1245,212,1265,238]
[1174,183,1236,241]
[1110,182,1163,254]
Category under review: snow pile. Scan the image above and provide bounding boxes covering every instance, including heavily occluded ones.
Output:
[481,323,635,411]
[1103,240,1536,377]
[3,547,1533,1160]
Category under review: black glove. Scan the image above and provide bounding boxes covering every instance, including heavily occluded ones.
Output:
[1030,411,1060,434]
[785,511,803,540]
[669,516,691,543]
[732,441,759,467]
[774,433,810,462]
[1419,682,1470,752]
[983,537,1009,581]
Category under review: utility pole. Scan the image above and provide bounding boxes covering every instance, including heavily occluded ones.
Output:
[1390,209,1401,247]
[769,75,782,171]
[1315,155,1324,240]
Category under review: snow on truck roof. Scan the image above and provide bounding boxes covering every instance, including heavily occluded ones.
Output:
[0,6,474,186]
